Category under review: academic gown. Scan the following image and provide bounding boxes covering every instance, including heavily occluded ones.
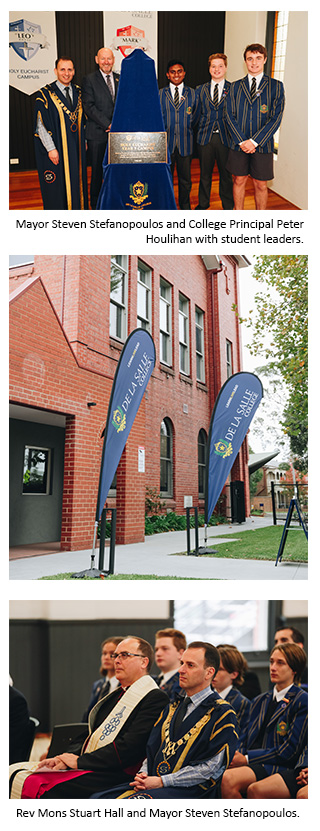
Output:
[92,690,239,799]
[34,82,88,210]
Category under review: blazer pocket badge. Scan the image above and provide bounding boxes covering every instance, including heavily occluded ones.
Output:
[277,720,289,736]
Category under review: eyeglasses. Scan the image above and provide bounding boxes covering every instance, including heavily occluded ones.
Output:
[111,651,144,660]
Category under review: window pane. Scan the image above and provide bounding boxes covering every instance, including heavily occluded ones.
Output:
[23,447,50,494]
[174,599,269,651]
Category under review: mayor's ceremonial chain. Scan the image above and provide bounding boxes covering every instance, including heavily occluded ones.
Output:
[159,704,213,770]
[50,89,82,132]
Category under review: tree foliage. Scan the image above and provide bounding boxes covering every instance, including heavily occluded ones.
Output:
[237,256,308,469]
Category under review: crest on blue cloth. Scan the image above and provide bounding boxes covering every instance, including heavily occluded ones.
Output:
[9,19,48,61]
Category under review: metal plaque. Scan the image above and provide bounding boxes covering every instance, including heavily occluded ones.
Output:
[108,132,167,164]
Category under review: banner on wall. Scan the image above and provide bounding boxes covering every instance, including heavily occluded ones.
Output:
[96,328,156,522]
[205,372,263,524]
[9,11,57,95]
[103,11,157,74]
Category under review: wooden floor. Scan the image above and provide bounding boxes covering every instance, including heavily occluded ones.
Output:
[9,162,299,210]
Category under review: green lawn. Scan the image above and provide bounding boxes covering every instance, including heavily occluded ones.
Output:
[201,525,308,561]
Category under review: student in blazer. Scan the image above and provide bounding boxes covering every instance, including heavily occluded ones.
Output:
[194,53,234,210]
[225,43,285,210]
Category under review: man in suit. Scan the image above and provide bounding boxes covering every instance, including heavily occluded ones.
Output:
[9,637,168,799]
[221,643,308,798]
[82,48,119,209]
[154,627,186,701]
[194,53,233,210]
[225,43,285,209]
[34,57,88,209]
[159,61,196,210]
[92,641,239,799]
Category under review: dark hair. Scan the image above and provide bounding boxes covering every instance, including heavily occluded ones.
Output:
[122,636,154,672]
[55,57,75,69]
[188,641,220,675]
[217,646,248,688]
[270,643,307,683]
[166,59,185,73]
[243,43,267,60]
[99,636,124,676]
[275,626,305,645]
[155,628,186,651]
[208,52,227,68]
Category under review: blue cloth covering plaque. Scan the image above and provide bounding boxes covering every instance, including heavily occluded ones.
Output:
[97,49,176,210]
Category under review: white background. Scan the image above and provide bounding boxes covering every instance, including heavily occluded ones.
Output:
[5,1,316,828]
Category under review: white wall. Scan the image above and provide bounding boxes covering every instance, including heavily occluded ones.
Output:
[270,12,308,209]
[225,11,267,82]
[9,599,171,620]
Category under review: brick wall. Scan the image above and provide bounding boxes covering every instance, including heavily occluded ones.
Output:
[9,255,250,549]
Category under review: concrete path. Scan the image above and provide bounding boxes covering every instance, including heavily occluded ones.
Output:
[9,516,307,581]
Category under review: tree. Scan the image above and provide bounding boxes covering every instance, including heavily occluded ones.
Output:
[235,256,308,470]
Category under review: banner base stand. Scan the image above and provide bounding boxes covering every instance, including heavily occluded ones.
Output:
[197,547,218,555]
[71,569,110,579]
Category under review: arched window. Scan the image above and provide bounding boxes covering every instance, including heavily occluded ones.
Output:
[198,429,207,498]
[160,418,173,497]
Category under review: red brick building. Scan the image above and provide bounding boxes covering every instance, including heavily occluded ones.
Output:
[9,254,250,551]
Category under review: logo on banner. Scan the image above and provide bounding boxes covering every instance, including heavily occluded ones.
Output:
[9,19,49,61]
[112,406,126,433]
[112,25,149,57]
[214,440,233,459]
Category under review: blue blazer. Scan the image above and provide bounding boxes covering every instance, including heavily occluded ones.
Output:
[225,687,250,736]
[156,670,182,702]
[239,684,308,775]
[225,74,285,153]
[195,80,231,146]
[159,85,196,157]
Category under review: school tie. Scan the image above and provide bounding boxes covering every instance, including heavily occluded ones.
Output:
[106,73,114,101]
[174,86,179,107]
[213,83,219,107]
[173,696,191,736]
[64,86,72,107]
[250,77,256,100]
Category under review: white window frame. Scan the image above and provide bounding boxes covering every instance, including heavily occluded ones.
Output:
[110,255,128,341]
[137,261,152,332]
[226,339,233,379]
[195,307,205,382]
[179,293,190,375]
[159,278,172,366]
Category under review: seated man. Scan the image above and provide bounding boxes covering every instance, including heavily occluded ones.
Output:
[212,645,250,735]
[225,43,285,210]
[154,627,186,701]
[221,643,308,799]
[92,641,239,799]
[9,637,168,799]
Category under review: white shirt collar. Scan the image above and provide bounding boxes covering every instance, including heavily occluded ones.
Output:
[247,71,264,89]
[170,81,184,99]
[273,683,293,702]
[210,78,225,92]
[217,684,233,699]
[160,668,179,684]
